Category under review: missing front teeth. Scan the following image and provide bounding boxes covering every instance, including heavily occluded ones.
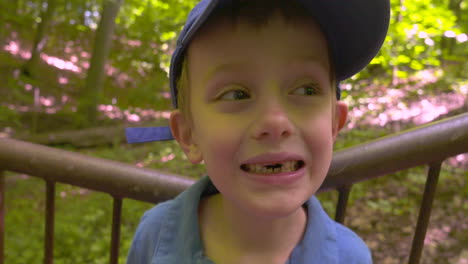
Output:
[297,160,305,170]
[240,160,305,173]
[265,164,282,169]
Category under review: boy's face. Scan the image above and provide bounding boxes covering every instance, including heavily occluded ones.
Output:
[171,14,347,218]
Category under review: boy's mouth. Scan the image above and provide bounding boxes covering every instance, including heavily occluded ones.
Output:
[240,160,305,174]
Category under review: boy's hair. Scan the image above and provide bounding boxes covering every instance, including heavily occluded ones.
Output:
[176,0,336,121]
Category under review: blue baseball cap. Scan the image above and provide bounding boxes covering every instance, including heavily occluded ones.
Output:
[126,0,390,143]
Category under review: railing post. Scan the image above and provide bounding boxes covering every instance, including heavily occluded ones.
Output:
[110,197,122,264]
[408,161,442,264]
[44,181,55,264]
[0,171,4,264]
[335,184,352,224]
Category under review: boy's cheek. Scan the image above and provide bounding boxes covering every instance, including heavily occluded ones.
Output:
[213,102,252,114]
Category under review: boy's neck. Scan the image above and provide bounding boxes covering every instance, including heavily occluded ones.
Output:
[198,193,307,264]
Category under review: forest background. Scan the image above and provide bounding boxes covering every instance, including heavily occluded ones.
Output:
[0,0,466,263]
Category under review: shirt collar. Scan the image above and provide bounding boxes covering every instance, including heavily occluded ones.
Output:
[154,176,338,263]
[290,195,339,263]
[154,176,214,263]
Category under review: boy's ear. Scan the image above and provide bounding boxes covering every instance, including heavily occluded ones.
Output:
[169,110,203,164]
[332,101,348,141]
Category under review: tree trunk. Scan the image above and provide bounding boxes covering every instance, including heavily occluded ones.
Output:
[392,0,404,86]
[22,0,58,78]
[447,0,463,56]
[79,0,124,125]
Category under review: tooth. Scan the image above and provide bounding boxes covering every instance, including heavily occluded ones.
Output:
[254,164,260,173]
[245,162,304,174]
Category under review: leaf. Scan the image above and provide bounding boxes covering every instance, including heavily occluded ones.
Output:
[410,60,424,70]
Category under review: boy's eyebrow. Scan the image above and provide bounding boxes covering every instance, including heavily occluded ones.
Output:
[288,54,330,70]
[202,55,329,84]
[203,61,247,83]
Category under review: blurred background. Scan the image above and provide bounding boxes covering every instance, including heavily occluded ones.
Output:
[0,0,466,263]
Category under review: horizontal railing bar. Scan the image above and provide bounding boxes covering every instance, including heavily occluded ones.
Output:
[0,141,195,203]
[321,113,468,191]
[0,114,467,203]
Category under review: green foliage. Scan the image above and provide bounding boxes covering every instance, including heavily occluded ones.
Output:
[106,0,198,107]
[2,0,466,126]
[4,175,152,263]
[1,1,467,263]
[0,105,21,128]
[355,0,467,83]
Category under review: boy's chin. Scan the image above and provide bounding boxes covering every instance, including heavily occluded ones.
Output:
[232,190,313,220]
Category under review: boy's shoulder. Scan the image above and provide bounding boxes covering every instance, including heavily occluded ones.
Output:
[298,196,372,263]
[127,177,212,264]
[126,200,174,263]
[334,220,372,263]
[127,177,372,264]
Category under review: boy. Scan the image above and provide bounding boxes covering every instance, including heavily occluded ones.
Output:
[126,0,389,263]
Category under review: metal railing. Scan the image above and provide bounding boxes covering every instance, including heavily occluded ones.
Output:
[0,113,467,264]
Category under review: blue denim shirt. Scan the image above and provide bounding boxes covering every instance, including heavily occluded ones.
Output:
[127,176,372,264]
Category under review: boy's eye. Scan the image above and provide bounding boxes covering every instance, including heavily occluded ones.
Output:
[290,84,319,96]
[218,89,251,101]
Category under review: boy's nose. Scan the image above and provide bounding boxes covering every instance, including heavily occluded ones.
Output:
[251,104,294,142]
